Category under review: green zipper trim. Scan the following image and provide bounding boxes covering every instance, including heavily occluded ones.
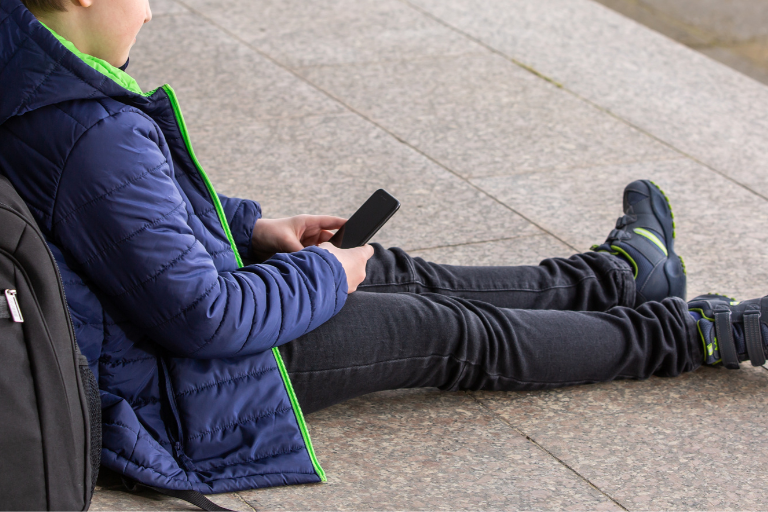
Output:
[162,84,326,482]
[162,85,242,264]
[40,22,146,95]
[40,29,326,481]
[272,346,327,481]
[633,228,668,256]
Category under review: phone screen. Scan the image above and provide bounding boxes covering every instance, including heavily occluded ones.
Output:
[329,189,400,249]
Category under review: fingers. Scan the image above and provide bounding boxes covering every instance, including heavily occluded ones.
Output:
[302,215,347,231]
[317,243,373,293]
[315,230,336,245]
[300,229,337,247]
[346,245,373,293]
[297,215,346,247]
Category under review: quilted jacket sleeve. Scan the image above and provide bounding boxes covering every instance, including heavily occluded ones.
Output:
[52,110,348,359]
[217,193,260,261]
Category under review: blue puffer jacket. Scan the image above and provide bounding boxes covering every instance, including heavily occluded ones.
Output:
[0,0,347,493]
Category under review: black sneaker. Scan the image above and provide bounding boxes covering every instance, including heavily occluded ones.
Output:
[593,180,686,304]
[688,294,768,369]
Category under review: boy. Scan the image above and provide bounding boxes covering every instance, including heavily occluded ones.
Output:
[1,0,765,496]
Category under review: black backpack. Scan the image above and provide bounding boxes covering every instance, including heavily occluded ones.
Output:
[0,176,233,512]
[0,174,100,511]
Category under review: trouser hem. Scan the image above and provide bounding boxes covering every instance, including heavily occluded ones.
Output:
[601,253,636,308]
[675,296,705,369]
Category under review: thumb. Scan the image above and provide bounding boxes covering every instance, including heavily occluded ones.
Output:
[285,239,305,252]
[358,244,375,260]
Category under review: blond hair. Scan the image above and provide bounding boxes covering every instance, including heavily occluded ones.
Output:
[23,0,67,14]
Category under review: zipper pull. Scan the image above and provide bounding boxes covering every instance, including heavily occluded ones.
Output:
[5,290,24,323]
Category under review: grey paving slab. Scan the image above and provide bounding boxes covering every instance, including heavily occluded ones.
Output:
[92,1,768,510]
[408,0,768,198]
[149,0,189,17]
[179,0,475,68]
[636,0,768,42]
[92,470,251,510]
[590,0,714,46]
[698,43,768,86]
[298,52,679,179]
[473,365,768,510]
[237,389,621,510]
[472,159,768,300]
[91,487,247,511]
[129,14,345,130]
[191,113,541,251]
[409,234,575,266]
[592,0,768,86]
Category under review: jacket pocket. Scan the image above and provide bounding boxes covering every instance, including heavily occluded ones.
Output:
[158,355,195,471]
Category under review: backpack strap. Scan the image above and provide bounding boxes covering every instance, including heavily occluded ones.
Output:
[151,486,234,511]
[122,478,238,511]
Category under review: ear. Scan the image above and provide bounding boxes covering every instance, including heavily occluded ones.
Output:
[71,0,93,7]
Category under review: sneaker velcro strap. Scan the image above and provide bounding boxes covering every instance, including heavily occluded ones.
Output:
[743,308,765,367]
[615,214,637,229]
[714,307,740,369]
[607,228,631,241]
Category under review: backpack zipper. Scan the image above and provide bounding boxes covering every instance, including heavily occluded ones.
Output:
[4,289,24,322]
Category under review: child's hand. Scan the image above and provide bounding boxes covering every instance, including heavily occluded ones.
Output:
[251,215,346,261]
[318,243,374,293]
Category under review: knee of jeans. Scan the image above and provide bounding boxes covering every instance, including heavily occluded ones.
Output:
[360,244,418,288]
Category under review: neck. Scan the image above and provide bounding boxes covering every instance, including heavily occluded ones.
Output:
[36,12,91,53]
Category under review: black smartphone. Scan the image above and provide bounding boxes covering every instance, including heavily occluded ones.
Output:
[329,189,400,249]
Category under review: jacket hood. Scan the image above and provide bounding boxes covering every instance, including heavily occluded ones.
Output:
[0,0,145,126]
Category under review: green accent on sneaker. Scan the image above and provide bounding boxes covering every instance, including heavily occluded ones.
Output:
[633,228,668,256]
[688,308,715,322]
[710,292,736,301]
[591,244,619,256]
[678,254,687,276]
[649,180,676,239]
[697,320,722,365]
[610,245,638,280]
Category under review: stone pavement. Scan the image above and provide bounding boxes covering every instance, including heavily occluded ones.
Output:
[593,0,768,86]
[91,0,768,509]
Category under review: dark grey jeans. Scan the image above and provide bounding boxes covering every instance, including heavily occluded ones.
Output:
[279,244,703,414]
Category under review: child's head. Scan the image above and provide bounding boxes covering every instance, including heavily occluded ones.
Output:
[24,0,152,67]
